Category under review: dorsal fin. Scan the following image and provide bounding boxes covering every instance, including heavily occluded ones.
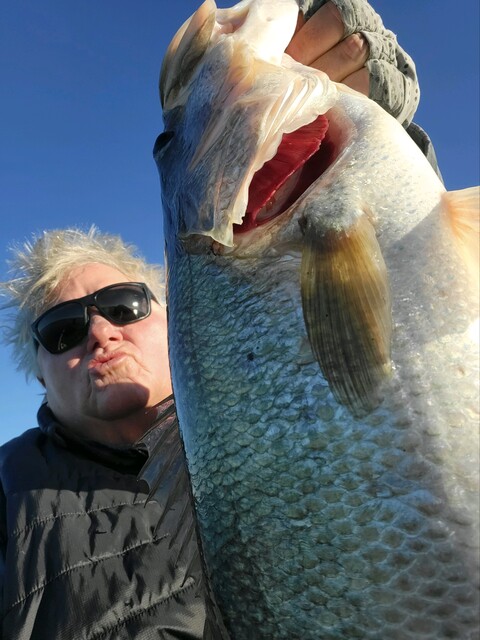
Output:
[442,186,480,289]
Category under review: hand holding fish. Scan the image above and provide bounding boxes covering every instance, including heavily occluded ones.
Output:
[287,0,419,126]
[286,2,370,93]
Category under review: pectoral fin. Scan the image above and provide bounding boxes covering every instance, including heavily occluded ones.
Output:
[301,213,392,417]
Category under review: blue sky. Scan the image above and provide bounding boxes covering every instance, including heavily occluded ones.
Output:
[1,0,478,444]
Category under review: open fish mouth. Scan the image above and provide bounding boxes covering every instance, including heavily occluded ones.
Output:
[156,0,341,249]
[234,114,335,235]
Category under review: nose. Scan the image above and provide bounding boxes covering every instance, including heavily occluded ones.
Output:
[86,309,123,352]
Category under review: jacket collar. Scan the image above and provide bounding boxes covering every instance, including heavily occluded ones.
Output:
[36,400,176,473]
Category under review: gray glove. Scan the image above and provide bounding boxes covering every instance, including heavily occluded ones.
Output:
[300,0,419,127]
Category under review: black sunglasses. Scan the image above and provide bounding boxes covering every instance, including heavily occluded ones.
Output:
[31,282,157,354]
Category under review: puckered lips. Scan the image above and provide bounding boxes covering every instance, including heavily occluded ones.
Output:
[234,115,334,234]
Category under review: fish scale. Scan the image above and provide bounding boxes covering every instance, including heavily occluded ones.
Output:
[153,0,479,637]
[165,249,478,639]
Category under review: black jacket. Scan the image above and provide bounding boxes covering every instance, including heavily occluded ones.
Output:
[0,400,224,640]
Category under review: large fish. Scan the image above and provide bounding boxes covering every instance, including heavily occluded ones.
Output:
[150,0,480,637]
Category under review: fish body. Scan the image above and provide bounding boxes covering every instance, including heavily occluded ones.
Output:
[153,1,480,638]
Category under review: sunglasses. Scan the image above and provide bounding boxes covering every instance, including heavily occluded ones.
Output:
[31,282,157,354]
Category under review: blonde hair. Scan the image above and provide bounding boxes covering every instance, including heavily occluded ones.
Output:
[0,226,165,379]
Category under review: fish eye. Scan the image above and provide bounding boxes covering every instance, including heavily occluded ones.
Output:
[153,131,175,158]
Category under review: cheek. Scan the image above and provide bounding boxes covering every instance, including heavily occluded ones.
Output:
[37,349,81,390]
[134,312,171,377]
[36,349,55,386]
[144,323,169,369]
[142,306,168,344]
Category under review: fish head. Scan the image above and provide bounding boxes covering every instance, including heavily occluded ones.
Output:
[154,0,404,416]
[155,0,339,250]
[154,0,468,417]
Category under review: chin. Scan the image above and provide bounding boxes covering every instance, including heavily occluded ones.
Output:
[94,383,151,419]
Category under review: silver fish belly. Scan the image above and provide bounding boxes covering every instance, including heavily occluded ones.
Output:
[154,1,480,638]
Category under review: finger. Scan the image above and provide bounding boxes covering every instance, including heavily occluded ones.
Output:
[309,33,369,83]
[285,1,344,66]
[342,68,370,96]
[292,11,306,38]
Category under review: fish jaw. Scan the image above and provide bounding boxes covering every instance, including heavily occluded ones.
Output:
[155,0,338,248]
[216,0,300,65]
[161,0,301,110]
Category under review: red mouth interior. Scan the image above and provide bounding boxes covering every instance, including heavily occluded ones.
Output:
[234,115,334,234]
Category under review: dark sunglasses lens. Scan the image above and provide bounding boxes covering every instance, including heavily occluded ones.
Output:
[36,303,87,353]
[96,285,150,323]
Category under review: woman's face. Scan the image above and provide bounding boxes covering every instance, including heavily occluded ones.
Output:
[36,263,172,444]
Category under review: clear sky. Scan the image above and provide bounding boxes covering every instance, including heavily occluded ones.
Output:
[0,1,478,445]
